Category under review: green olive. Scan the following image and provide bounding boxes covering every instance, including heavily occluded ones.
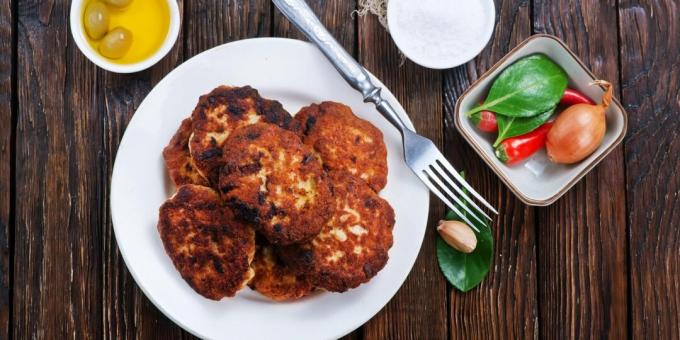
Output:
[83,1,110,40]
[99,27,133,59]
[104,0,132,7]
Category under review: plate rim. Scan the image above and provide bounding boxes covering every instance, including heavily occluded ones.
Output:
[110,37,429,340]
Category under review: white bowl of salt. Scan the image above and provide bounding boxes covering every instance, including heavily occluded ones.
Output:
[387,0,496,69]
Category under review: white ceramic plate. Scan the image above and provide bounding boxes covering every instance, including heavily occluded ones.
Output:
[111,38,430,340]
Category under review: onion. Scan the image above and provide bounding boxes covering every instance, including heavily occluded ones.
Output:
[546,80,613,164]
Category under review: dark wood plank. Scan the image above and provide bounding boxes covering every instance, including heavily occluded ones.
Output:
[272,1,361,338]
[101,1,191,338]
[14,0,103,337]
[272,0,355,54]
[443,1,538,339]
[533,0,629,338]
[618,0,680,339]
[0,0,12,337]
[102,72,192,340]
[184,0,271,59]
[357,14,448,340]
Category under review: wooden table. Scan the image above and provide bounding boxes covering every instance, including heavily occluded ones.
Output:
[2,0,678,338]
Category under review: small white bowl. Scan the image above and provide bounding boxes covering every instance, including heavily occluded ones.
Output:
[387,0,495,69]
[70,0,180,73]
[454,34,628,206]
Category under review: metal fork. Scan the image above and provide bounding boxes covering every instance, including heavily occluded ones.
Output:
[273,0,498,229]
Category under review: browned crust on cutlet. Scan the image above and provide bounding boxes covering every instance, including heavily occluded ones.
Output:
[189,86,296,184]
[163,118,210,187]
[218,123,334,246]
[278,171,394,292]
[249,240,314,301]
[158,184,256,300]
[295,101,388,192]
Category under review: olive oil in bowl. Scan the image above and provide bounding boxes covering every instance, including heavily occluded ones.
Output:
[83,0,170,64]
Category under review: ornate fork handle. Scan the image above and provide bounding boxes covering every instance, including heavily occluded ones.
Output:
[272,0,410,135]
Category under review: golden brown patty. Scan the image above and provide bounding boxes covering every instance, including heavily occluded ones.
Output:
[158,184,256,300]
[189,86,295,184]
[249,240,314,301]
[218,122,334,246]
[278,171,394,292]
[295,102,388,192]
[163,118,210,187]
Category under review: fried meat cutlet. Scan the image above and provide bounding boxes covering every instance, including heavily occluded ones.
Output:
[158,184,256,300]
[189,86,295,184]
[218,123,333,246]
[294,101,388,192]
[163,118,210,187]
[249,240,314,301]
[278,171,394,292]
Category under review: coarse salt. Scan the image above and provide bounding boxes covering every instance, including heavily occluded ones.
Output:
[388,0,494,68]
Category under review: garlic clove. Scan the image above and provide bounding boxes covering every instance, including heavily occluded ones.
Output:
[437,220,477,253]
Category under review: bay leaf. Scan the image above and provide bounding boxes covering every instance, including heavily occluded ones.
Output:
[437,226,493,292]
[437,173,494,293]
[467,54,567,118]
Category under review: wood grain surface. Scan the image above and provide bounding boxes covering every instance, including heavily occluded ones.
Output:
[0,0,12,337]
[619,0,680,339]
[185,0,270,59]
[443,1,538,339]
[3,0,680,338]
[14,0,108,337]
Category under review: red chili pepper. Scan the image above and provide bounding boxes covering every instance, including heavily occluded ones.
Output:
[560,88,595,105]
[469,109,498,132]
[495,122,554,165]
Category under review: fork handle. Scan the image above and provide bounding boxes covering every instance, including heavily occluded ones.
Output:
[272,0,410,134]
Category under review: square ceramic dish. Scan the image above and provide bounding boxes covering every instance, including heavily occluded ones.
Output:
[454,34,628,206]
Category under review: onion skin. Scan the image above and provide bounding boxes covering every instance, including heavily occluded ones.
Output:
[547,80,612,164]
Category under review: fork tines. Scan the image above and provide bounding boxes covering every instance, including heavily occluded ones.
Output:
[418,155,497,232]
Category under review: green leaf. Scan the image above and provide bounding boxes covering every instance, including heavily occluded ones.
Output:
[437,173,494,292]
[467,54,568,118]
[437,226,493,292]
[493,106,555,147]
